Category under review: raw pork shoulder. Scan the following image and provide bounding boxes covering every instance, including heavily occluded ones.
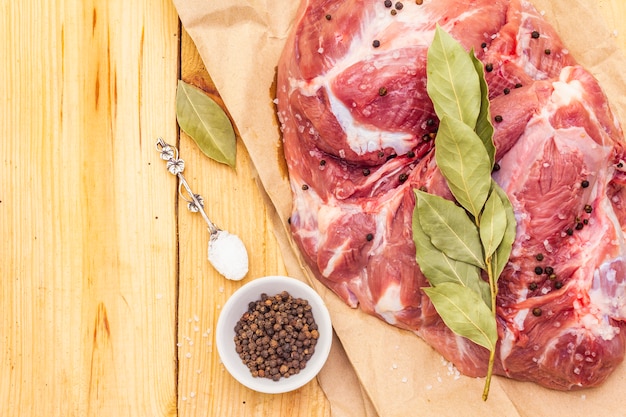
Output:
[276,0,626,390]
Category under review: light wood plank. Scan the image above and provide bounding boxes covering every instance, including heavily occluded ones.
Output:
[176,30,331,417]
[0,0,180,415]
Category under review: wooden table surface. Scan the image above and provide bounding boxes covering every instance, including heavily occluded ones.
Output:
[1,1,625,416]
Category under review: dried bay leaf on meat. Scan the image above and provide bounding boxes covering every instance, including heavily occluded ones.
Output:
[435,116,492,218]
[470,52,496,167]
[414,189,486,269]
[422,282,497,351]
[426,25,481,129]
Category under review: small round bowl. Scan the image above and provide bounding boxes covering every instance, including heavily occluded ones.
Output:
[216,275,333,394]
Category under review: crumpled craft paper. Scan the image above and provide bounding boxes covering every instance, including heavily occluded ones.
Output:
[172,0,626,416]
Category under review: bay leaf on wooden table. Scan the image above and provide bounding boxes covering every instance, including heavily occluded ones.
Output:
[176,80,237,168]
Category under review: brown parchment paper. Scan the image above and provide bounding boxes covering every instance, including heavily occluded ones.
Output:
[172,0,626,416]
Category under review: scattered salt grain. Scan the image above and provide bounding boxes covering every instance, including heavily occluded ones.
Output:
[190,392,196,398]
[401,377,408,383]
[426,384,433,390]
[156,293,163,300]
[318,47,324,54]
[581,394,586,400]
[392,363,398,370]
[185,352,192,359]
[194,326,200,332]
[218,286,224,293]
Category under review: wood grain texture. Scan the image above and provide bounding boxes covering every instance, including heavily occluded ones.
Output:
[0,0,624,416]
[0,0,180,415]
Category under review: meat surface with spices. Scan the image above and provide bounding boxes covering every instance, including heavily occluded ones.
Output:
[276,0,626,389]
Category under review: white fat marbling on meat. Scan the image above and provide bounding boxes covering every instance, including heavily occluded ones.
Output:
[375,283,404,325]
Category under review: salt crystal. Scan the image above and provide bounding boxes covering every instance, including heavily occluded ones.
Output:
[426,384,433,390]
[218,286,224,293]
[392,363,398,369]
[318,47,324,54]
[156,293,163,300]
[185,352,192,359]
[190,392,196,398]
[401,377,408,383]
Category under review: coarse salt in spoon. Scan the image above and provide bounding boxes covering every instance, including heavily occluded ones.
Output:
[156,138,249,281]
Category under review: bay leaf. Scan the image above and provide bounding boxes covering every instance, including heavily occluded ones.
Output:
[176,80,237,168]
[435,115,492,218]
[490,181,517,280]
[427,26,481,129]
[423,282,497,351]
[479,186,507,259]
[470,51,496,167]
[415,190,485,269]
[413,207,491,304]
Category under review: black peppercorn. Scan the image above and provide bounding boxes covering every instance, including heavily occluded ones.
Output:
[366,233,374,241]
[390,9,397,15]
[494,115,503,123]
[534,266,543,275]
[515,83,523,88]
[529,282,538,291]
[503,88,511,95]
[493,163,501,172]
[545,49,551,55]
[395,1,403,9]
[485,63,493,72]
[576,222,584,230]
[320,159,326,166]
[234,291,319,381]
[531,30,540,39]
[384,0,392,6]
[325,14,331,20]
[399,173,408,183]
[363,168,371,176]
[544,266,554,275]
[535,253,544,261]
[584,204,593,213]
[302,184,309,191]
[407,150,416,158]
[379,87,388,96]
[372,39,381,48]
[481,42,487,48]
[555,281,563,289]
[566,228,574,236]
[426,118,435,126]
[532,307,542,316]
[581,180,590,188]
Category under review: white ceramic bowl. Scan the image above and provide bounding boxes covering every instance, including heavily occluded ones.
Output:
[216,275,333,394]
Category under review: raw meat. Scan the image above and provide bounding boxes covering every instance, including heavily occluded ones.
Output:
[276,0,626,390]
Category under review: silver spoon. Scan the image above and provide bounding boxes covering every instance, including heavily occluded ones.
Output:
[156,138,249,281]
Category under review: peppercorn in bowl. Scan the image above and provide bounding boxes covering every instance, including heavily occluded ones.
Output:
[216,275,332,394]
